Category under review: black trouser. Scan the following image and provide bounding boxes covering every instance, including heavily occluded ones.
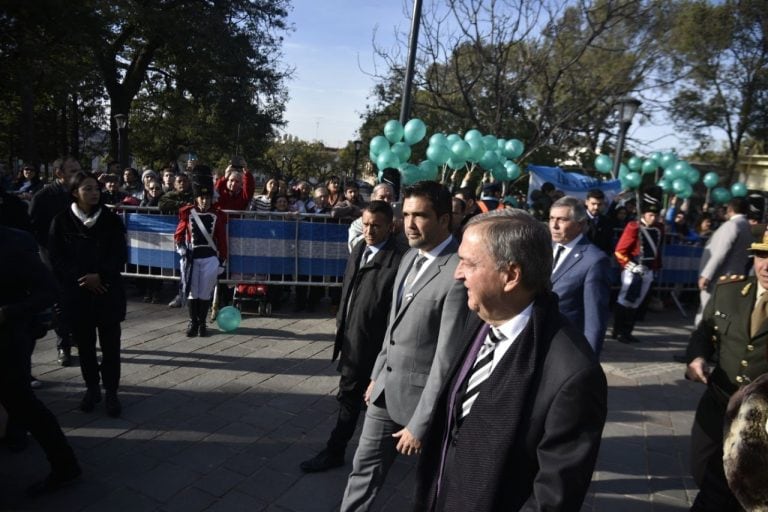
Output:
[0,328,77,473]
[326,372,369,454]
[690,387,743,511]
[72,322,121,392]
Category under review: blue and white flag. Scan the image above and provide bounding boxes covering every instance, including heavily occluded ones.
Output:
[527,165,622,204]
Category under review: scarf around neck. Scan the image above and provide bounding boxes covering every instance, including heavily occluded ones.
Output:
[70,202,102,228]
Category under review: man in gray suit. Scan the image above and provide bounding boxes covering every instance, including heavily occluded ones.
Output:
[696,197,752,325]
[340,181,469,511]
[549,196,611,356]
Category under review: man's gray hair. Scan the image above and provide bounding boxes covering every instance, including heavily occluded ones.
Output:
[551,196,588,223]
[372,182,394,197]
[465,209,552,293]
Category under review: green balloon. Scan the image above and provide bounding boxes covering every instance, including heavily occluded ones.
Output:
[731,182,748,197]
[447,157,466,170]
[649,151,663,163]
[659,152,678,170]
[658,178,674,193]
[496,138,507,150]
[505,162,522,180]
[685,167,700,184]
[399,163,421,186]
[482,135,497,151]
[418,160,439,181]
[628,156,643,172]
[383,120,404,143]
[216,306,241,332]
[672,178,688,194]
[468,139,484,163]
[391,142,411,163]
[376,149,399,171]
[641,159,658,175]
[491,166,506,181]
[479,150,499,170]
[464,129,483,141]
[504,139,524,159]
[702,172,719,188]
[712,187,731,203]
[594,155,613,174]
[403,119,427,145]
[619,163,629,178]
[370,135,389,156]
[429,133,448,147]
[677,182,693,199]
[451,140,472,161]
[447,133,462,145]
[426,144,450,165]
[624,172,642,189]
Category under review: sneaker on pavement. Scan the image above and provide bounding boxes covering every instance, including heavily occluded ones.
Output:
[57,348,71,367]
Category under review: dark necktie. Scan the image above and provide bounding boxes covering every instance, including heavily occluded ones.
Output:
[459,328,503,419]
[552,244,564,269]
[360,246,373,267]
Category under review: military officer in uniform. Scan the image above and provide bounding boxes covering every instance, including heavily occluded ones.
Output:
[685,229,768,511]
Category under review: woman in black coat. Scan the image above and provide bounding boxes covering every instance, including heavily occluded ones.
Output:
[49,171,127,417]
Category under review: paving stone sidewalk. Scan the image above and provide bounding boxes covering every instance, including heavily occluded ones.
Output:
[1,297,702,511]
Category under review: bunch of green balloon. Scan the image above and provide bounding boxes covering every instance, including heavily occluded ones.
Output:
[594,155,613,174]
[369,120,526,185]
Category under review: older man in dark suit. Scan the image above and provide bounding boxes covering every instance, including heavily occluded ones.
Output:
[300,201,406,473]
[340,181,468,511]
[414,209,607,512]
[550,196,611,355]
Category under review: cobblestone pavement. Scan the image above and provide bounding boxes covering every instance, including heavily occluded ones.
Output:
[1,294,702,511]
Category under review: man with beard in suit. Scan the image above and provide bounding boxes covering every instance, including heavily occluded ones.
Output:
[340,181,468,511]
[300,201,406,473]
[414,209,607,512]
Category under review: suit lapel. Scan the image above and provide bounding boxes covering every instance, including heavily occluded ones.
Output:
[552,239,586,283]
[392,240,455,324]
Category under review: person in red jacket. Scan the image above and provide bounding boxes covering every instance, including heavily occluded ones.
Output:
[213,156,254,210]
[612,193,664,344]
[175,168,228,337]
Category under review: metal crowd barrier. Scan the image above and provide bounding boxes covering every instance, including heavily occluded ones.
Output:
[113,206,349,287]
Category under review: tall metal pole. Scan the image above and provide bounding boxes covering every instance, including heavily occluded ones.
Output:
[399,0,423,125]
[611,121,629,181]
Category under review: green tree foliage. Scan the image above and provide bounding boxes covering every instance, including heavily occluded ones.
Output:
[259,136,340,183]
[665,0,768,181]
[363,0,671,168]
[0,0,291,171]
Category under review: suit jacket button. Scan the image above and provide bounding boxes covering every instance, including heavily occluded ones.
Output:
[386,366,392,372]
[736,375,744,383]
[740,360,748,367]
[746,344,755,351]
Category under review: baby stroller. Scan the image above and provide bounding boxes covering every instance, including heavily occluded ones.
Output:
[232,280,273,316]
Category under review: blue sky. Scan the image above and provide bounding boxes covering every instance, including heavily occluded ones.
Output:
[280,0,688,154]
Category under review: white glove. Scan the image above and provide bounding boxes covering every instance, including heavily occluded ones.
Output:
[176,244,187,257]
[634,264,649,275]
[625,261,637,273]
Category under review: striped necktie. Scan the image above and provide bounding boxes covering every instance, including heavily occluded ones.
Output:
[459,328,503,420]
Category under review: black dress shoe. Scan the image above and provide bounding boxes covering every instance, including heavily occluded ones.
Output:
[198,323,208,337]
[186,321,198,337]
[26,463,81,497]
[300,449,344,473]
[105,391,122,418]
[57,348,72,367]
[616,333,640,344]
[80,388,102,412]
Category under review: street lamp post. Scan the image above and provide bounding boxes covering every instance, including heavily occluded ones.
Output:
[353,140,362,182]
[113,114,128,170]
[610,97,642,180]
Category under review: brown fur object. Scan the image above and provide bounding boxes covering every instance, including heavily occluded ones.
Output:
[724,372,768,511]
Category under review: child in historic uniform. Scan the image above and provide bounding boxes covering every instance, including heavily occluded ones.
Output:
[174,167,227,337]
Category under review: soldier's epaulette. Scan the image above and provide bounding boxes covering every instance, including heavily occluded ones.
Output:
[716,274,748,286]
